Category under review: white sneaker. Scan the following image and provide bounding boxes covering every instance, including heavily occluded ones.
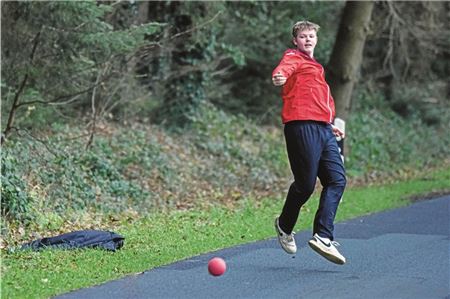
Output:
[274,217,297,254]
[308,233,346,265]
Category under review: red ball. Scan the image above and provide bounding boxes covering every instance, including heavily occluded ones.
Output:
[208,257,227,276]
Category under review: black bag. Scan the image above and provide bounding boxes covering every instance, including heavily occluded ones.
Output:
[21,230,124,252]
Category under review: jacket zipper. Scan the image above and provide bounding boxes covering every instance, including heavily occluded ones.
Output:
[321,67,333,123]
[326,84,332,123]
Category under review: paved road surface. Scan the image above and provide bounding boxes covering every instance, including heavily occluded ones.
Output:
[57,195,450,299]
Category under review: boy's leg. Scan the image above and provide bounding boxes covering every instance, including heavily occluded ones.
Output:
[307,126,347,264]
[313,128,346,240]
[279,121,322,234]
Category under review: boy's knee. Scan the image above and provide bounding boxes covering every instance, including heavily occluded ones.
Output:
[331,172,346,187]
[291,181,315,198]
[339,175,347,188]
[321,174,346,191]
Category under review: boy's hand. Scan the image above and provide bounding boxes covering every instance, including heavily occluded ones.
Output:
[272,72,287,86]
[331,124,345,139]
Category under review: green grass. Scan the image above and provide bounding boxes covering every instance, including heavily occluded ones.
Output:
[2,167,449,299]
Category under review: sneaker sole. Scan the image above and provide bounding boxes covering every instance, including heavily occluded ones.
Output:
[308,240,345,265]
[274,219,296,254]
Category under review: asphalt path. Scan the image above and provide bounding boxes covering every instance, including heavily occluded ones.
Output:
[57,195,450,299]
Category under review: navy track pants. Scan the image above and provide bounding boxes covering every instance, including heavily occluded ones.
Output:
[279,120,346,240]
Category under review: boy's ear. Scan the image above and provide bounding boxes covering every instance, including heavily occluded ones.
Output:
[292,37,297,46]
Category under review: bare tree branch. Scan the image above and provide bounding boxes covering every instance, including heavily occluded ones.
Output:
[7,127,58,157]
[169,11,223,41]
[85,70,103,150]
[2,31,41,144]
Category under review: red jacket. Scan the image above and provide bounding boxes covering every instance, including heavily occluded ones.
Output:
[272,49,335,124]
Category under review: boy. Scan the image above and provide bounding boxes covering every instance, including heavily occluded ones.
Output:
[272,21,347,265]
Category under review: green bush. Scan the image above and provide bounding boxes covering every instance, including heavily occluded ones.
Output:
[0,107,291,224]
[346,90,450,177]
[2,94,449,225]
[186,101,289,190]
[1,148,34,222]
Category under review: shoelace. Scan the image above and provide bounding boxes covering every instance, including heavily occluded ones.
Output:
[330,240,341,247]
[282,231,295,242]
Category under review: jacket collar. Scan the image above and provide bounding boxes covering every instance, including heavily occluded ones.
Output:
[294,48,319,63]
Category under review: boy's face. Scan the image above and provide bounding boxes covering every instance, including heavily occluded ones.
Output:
[293,29,317,56]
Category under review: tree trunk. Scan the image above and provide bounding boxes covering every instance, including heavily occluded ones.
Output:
[136,1,149,25]
[327,1,374,121]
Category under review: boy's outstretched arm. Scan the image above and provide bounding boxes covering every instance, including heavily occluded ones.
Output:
[272,50,302,86]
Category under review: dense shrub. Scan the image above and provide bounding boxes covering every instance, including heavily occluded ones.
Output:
[2,92,449,225]
[187,101,289,184]
[1,150,34,222]
[0,114,290,224]
[346,90,450,178]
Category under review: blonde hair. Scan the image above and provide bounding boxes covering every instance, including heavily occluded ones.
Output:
[292,21,320,37]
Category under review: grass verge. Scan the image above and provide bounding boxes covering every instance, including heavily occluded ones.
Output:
[2,167,449,298]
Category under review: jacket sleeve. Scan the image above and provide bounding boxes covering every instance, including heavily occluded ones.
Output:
[272,50,302,79]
